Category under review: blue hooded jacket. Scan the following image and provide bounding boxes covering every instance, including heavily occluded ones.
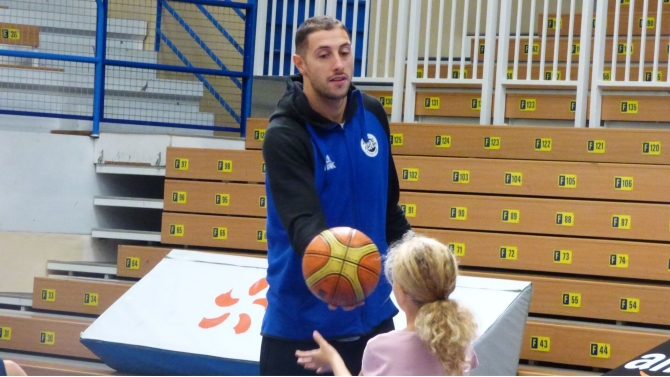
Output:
[261,75,411,340]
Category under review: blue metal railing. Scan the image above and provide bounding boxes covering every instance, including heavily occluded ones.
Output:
[0,0,255,137]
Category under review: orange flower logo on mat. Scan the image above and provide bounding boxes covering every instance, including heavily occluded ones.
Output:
[198,278,268,334]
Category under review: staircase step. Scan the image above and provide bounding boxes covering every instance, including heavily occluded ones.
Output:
[91,228,161,242]
[46,261,117,276]
[93,196,164,209]
[0,69,204,99]
[0,9,146,41]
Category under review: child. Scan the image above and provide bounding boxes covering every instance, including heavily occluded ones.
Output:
[296,234,478,376]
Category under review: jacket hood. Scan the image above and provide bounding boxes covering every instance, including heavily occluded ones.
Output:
[269,74,359,129]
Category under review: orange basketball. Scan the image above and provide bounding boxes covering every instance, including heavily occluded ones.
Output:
[302,227,382,307]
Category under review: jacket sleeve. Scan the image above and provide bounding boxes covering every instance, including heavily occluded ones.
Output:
[263,121,328,257]
[363,95,412,246]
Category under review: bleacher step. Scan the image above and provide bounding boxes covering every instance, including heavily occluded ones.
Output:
[93,196,164,209]
[0,0,97,17]
[0,292,32,308]
[0,9,146,41]
[0,70,205,99]
[46,261,117,276]
[91,228,161,242]
[95,163,166,176]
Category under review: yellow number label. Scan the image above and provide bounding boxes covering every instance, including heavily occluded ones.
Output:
[571,44,580,55]
[448,243,466,257]
[548,17,562,29]
[507,69,514,79]
[620,101,639,114]
[401,168,419,182]
[424,97,441,109]
[450,207,468,220]
[390,134,404,146]
[553,250,573,264]
[502,209,520,223]
[215,194,230,206]
[253,129,266,141]
[524,43,540,55]
[612,215,631,229]
[639,17,655,28]
[171,191,187,204]
[558,174,577,188]
[556,212,575,227]
[471,98,482,110]
[587,140,606,153]
[614,177,634,191]
[262,162,266,174]
[530,336,550,352]
[40,332,55,345]
[0,327,11,341]
[570,101,577,112]
[603,70,612,81]
[644,71,662,82]
[452,170,470,184]
[217,160,233,173]
[590,343,611,359]
[499,246,518,260]
[484,136,501,150]
[169,224,185,237]
[416,68,424,78]
[504,172,523,186]
[212,227,228,240]
[257,230,267,243]
[610,253,629,268]
[259,196,267,208]
[1,28,20,40]
[41,289,56,302]
[643,142,661,155]
[620,298,640,313]
[452,69,468,79]
[84,293,99,306]
[545,71,562,80]
[379,96,393,109]
[562,293,581,308]
[174,158,189,171]
[618,43,633,55]
[535,138,552,151]
[400,204,417,217]
[125,257,140,270]
[434,135,452,148]
[520,99,537,111]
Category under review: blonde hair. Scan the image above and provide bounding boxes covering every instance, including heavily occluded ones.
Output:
[385,234,478,375]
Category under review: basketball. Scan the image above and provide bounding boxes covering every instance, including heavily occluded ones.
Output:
[302,227,382,307]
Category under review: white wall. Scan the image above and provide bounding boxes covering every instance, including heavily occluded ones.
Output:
[0,131,101,234]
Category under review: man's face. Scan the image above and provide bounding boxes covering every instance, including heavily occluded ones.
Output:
[296,28,353,101]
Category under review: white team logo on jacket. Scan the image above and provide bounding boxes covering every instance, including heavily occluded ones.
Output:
[324,155,336,171]
[361,134,379,157]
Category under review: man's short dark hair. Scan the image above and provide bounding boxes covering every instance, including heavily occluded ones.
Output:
[295,15,349,56]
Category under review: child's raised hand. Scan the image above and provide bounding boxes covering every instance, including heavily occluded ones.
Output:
[296,331,350,375]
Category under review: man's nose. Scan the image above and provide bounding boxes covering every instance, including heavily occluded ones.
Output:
[333,54,345,72]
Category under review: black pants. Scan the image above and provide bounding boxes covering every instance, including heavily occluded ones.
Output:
[259,318,395,376]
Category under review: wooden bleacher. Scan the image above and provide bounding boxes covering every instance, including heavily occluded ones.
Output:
[32,277,132,316]
[233,119,670,374]
[0,309,96,360]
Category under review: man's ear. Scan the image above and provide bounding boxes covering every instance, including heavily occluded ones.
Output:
[293,54,306,75]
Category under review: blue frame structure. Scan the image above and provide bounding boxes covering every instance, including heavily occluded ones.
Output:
[0,0,256,137]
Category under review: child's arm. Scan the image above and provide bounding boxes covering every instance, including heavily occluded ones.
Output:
[295,331,352,376]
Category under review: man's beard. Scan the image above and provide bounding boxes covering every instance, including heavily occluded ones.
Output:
[313,80,350,101]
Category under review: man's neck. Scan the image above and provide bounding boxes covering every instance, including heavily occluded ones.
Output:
[303,84,348,124]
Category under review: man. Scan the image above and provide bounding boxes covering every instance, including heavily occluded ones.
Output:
[261,16,411,376]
